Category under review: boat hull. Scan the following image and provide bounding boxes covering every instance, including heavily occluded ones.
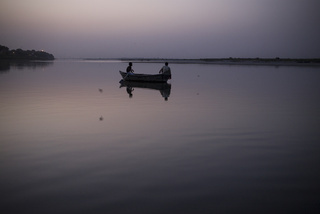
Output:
[119,71,170,82]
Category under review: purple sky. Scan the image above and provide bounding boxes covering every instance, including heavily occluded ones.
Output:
[1,0,319,58]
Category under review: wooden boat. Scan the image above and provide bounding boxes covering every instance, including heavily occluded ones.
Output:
[119,71,170,82]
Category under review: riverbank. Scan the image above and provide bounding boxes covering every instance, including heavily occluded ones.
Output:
[82,57,320,66]
[118,58,320,66]
[0,45,54,60]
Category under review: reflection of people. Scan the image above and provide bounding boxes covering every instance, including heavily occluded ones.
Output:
[126,86,134,98]
[159,62,171,79]
[126,62,134,74]
[160,87,171,101]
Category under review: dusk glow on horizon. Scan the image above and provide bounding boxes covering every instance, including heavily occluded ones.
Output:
[1,0,319,58]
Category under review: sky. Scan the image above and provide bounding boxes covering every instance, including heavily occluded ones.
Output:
[1,0,320,59]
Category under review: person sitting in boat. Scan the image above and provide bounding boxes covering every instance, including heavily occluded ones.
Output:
[159,62,171,79]
[126,62,134,75]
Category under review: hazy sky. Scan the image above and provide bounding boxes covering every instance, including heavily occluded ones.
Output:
[1,0,319,58]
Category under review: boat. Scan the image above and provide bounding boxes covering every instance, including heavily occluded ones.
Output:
[119,71,171,82]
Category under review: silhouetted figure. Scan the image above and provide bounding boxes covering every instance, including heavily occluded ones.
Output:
[159,62,171,79]
[126,62,134,73]
[126,86,134,98]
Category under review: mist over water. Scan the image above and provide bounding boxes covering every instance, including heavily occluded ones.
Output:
[1,60,320,213]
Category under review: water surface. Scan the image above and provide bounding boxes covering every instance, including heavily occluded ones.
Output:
[1,60,320,213]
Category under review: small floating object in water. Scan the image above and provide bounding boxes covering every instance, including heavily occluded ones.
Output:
[99,88,103,93]
[99,116,104,121]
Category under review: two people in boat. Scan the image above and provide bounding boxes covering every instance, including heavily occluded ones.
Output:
[126,62,171,79]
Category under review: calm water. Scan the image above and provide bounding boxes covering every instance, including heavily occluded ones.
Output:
[1,60,320,213]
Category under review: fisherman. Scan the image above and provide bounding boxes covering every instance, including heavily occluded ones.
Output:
[126,62,134,74]
[159,62,171,79]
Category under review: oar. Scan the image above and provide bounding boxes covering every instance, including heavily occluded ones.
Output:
[120,70,129,81]
[123,73,129,80]
[123,69,134,81]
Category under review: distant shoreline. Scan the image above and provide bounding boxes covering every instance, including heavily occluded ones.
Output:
[83,58,320,66]
[0,45,54,60]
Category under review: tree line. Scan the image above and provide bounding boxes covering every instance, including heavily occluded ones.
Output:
[0,45,54,60]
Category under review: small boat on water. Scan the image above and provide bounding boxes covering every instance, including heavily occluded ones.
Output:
[119,71,171,82]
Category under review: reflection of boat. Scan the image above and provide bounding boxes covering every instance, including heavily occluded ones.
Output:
[119,71,170,82]
[120,80,171,100]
